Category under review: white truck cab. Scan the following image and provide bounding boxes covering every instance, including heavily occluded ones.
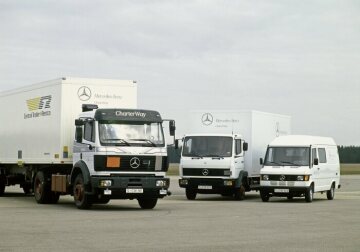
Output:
[260,135,340,202]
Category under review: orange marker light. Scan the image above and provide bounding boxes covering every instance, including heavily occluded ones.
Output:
[107,157,120,168]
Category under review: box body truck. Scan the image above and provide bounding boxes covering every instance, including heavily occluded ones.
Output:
[0,77,175,209]
[260,135,340,202]
[178,110,291,200]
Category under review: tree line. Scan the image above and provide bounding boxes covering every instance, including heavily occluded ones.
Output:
[167,146,360,164]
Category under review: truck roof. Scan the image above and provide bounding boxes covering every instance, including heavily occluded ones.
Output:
[269,135,336,147]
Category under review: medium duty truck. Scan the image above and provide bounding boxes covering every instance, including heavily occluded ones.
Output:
[259,135,340,202]
[0,77,175,209]
[178,110,291,200]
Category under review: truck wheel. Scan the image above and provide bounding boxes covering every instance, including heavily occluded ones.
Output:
[305,184,314,203]
[34,171,52,204]
[0,175,5,196]
[138,198,158,209]
[73,173,92,209]
[234,185,246,200]
[326,183,335,200]
[260,191,270,202]
[185,188,197,200]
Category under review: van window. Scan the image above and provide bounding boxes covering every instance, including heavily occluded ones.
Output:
[312,149,317,164]
[84,121,95,142]
[318,148,327,163]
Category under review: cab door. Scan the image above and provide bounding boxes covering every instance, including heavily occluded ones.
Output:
[311,147,321,191]
[234,138,244,177]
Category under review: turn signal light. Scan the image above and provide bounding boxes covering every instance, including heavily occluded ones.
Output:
[107,156,120,168]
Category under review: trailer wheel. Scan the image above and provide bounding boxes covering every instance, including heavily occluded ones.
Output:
[305,184,314,203]
[34,171,52,204]
[0,175,5,196]
[138,198,158,209]
[260,191,270,202]
[185,188,197,200]
[73,173,92,209]
[326,183,335,200]
[234,185,245,201]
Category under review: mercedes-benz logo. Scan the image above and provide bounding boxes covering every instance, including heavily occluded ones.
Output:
[130,157,141,169]
[279,175,286,181]
[77,86,92,101]
[201,113,213,126]
[202,169,209,176]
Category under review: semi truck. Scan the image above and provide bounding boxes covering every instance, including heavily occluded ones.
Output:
[177,110,291,200]
[0,77,175,209]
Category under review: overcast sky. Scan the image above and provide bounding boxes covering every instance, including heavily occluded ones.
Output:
[0,0,359,145]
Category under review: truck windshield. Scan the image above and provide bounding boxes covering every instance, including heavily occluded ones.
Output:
[99,121,165,147]
[264,147,310,166]
[182,136,233,157]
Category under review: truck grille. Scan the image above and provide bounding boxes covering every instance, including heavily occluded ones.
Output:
[183,168,230,177]
[269,175,299,181]
[94,155,167,172]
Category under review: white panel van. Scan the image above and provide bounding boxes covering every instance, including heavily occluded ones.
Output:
[259,135,340,202]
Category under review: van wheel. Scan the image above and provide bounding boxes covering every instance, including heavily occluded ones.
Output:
[305,184,314,203]
[260,191,270,202]
[73,173,92,209]
[326,183,335,200]
[186,188,197,200]
[34,171,52,204]
[138,198,158,209]
[234,185,245,200]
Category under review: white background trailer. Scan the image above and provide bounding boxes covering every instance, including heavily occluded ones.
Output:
[188,110,291,178]
[0,77,137,165]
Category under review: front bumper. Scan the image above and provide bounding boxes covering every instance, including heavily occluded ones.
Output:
[260,186,309,196]
[89,176,170,199]
[179,178,237,194]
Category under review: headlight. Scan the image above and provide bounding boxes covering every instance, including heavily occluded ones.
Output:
[304,175,310,181]
[99,180,112,187]
[262,175,269,181]
[297,175,304,181]
[223,180,234,186]
[156,180,167,187]
[179,179,188,185]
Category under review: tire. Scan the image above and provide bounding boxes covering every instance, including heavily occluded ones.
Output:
[234,185,245,201]
[138,198,158,209]
[34,171,52,204]
[73,173,92,209]
[0,175,5,196]
[305,184,314,203]
[185,188,197,200]
[260,191,270,202]
[326,183,335,200]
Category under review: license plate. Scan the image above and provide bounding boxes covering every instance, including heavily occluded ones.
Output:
[104,189,112,195]
[198,185,212,190]
[274,188,289,193]
[160,189,167,195]
[126,188,143,194]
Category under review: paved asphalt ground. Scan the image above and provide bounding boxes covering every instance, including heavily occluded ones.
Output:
[1,175,359,252]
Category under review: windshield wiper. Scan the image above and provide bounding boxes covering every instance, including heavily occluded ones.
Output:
[267,161,282,166]
[280,161,300,166]
[105,139,130,146]
[130,139,157,147]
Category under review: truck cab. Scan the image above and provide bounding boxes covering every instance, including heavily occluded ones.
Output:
[178,133,249,200]
[50,104,175,209]
[260,135,340,203]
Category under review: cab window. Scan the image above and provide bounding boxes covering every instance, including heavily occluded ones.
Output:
[235,139,241,155]
[318,148,327,163]
[84,121,95,142]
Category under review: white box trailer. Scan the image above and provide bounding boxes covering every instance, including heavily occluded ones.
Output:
[178,110,291,200]
[0,77,137,165]
[0,78,175,209]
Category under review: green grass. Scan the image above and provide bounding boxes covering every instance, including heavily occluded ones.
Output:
[166,163,360,176]
[341,164,360,175]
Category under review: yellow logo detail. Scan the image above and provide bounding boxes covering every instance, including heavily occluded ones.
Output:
[26,97,41,111]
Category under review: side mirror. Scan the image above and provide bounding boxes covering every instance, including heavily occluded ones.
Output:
[75,126,83,143]
[243,142,248,151]
[313,158,319,166]
[169,120,176,136]
[260,158,263,165]
[75,119,84,126]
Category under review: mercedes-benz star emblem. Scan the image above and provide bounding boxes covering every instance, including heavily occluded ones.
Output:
[279,175,286,181]
[130,157,141,169]
[201,113,213,126]
[202,169,209,176]
[77,86,92,101]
